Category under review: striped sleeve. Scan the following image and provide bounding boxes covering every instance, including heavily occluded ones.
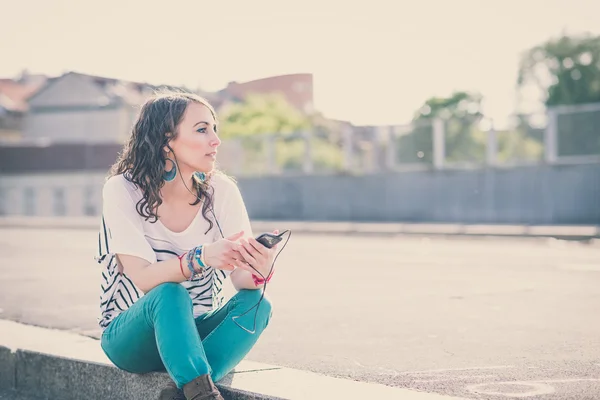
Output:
[100,176,156,264]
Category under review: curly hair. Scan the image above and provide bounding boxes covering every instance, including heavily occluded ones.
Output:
[109,90,218,233]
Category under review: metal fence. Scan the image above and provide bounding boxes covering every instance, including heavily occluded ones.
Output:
[215,103,600,176]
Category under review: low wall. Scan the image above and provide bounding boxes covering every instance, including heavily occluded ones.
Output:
[237,164,600,225]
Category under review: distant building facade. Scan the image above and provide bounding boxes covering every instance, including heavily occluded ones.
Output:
[0,71,47,141]
[22,72,166,143]
[0,142,121,216]
[218,73,314,114]
[0,70,317,217]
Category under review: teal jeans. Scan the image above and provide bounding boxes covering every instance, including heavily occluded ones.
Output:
[100,283,272,388]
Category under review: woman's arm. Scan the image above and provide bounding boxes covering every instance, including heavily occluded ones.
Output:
[230,268,260,291]
[117,254,190,293]
[119,232,253,293]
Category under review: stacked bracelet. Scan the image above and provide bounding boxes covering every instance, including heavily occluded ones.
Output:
[184,245,206,281]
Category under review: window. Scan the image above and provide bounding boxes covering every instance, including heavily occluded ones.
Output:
[83,185,97,216]
[0,188,6,215]
[53,187,66,216]
[23,187,36,216]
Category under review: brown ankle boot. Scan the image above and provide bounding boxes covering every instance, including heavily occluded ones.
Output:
[182,374,224,400]
[158,380,185,400]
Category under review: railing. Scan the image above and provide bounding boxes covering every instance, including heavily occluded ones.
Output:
[215,104,599,176]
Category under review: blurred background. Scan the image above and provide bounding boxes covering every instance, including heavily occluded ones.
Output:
[2,2,600,399]
[0,0,598,225]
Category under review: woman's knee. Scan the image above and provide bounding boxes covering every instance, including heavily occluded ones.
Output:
[148,282,191,307]
[235,289,273,320]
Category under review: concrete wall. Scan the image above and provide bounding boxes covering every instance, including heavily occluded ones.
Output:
[236,164,600,225]
[1,164,598,225]
[0,172,106,217]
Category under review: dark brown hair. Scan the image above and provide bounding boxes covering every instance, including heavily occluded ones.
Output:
[109,90,218,233]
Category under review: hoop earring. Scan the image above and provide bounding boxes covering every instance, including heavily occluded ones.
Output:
[163,157,177,182]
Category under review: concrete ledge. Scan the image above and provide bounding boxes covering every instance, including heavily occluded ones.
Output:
[0,320,467,400]
[1,216,599,239]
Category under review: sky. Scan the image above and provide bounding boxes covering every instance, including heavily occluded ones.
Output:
[2,0,599,127]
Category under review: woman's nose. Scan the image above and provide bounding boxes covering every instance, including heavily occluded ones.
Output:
[211,133,221,147]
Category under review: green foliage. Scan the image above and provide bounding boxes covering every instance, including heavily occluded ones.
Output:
[217,93,343,172]
[218,93,311,138]
[518,33,600,156]
[275,135,345,172]
[399,92,545,164]
[397,91,485,164]
[518,33,600,106]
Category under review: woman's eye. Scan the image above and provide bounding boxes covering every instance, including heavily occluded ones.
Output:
[197,127,207,133]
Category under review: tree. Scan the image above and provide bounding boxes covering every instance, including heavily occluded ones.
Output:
[518,33,600,106]
[518,33,600,156]
[397,91,486,164]
[218,93,311,138]
[217,93,343,173]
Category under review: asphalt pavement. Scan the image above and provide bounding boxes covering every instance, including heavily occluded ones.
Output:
[1,227,599,399]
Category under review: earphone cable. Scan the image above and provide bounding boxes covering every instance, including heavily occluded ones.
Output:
[173,158,287,334]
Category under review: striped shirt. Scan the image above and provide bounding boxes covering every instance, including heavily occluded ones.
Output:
[94,172,253,330]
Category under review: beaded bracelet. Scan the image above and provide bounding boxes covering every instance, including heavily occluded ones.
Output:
[185,246,205,281]
[193,245,207,270]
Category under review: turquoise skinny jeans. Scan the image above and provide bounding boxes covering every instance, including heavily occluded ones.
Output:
[100,283,272,388]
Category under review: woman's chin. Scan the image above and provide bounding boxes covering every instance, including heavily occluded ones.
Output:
[194,161,215,173]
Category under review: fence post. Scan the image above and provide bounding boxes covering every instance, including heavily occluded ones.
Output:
[544,109,558,164]
[265,134,277,174]
[383,126,395,170]
[343,125,353,172]
[233,138,243,175]
[486,119,497,166]
[302,131,314,174]
[433,118,445,169]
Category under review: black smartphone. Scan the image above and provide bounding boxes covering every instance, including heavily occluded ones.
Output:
[255,230,288,248]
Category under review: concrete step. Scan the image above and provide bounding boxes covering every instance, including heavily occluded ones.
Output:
[0,319,467,400]
[0,389,46,400]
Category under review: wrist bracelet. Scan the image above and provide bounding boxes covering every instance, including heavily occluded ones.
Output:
[184,248,204,281]
[185,250,197,281]
[178,253,188,279]
[200,245,208,268]
[194,245,206,269]
[252,270,274,286]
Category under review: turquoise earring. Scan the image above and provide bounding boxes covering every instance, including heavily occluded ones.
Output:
[192,171,206,184]
[163,157,177,182]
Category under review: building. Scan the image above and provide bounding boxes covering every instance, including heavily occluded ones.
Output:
[209,73,314,114]
[0,142,121,216]
[22,71,189,144]
[0,71,47,141]
[21,71,315,144]
[0,71,318,217]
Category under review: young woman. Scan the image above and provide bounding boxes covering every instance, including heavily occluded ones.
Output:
[95,91,278,400]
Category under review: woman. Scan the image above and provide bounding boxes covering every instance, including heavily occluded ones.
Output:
[95,91,278,400]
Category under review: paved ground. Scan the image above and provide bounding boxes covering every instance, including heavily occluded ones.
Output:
[1,227,599,399]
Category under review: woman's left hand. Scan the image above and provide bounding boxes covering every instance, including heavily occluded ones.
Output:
[237,230,279,280]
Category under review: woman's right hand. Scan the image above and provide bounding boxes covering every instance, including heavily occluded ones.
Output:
[203,231,254,272]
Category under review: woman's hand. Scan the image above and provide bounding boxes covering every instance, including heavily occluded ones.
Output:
[237,230,279,279]
[203,231,256,273]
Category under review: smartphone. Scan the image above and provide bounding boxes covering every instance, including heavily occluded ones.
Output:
[255,230,287,248]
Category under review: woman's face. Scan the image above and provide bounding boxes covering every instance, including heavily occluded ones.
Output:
[168,101,221,174]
